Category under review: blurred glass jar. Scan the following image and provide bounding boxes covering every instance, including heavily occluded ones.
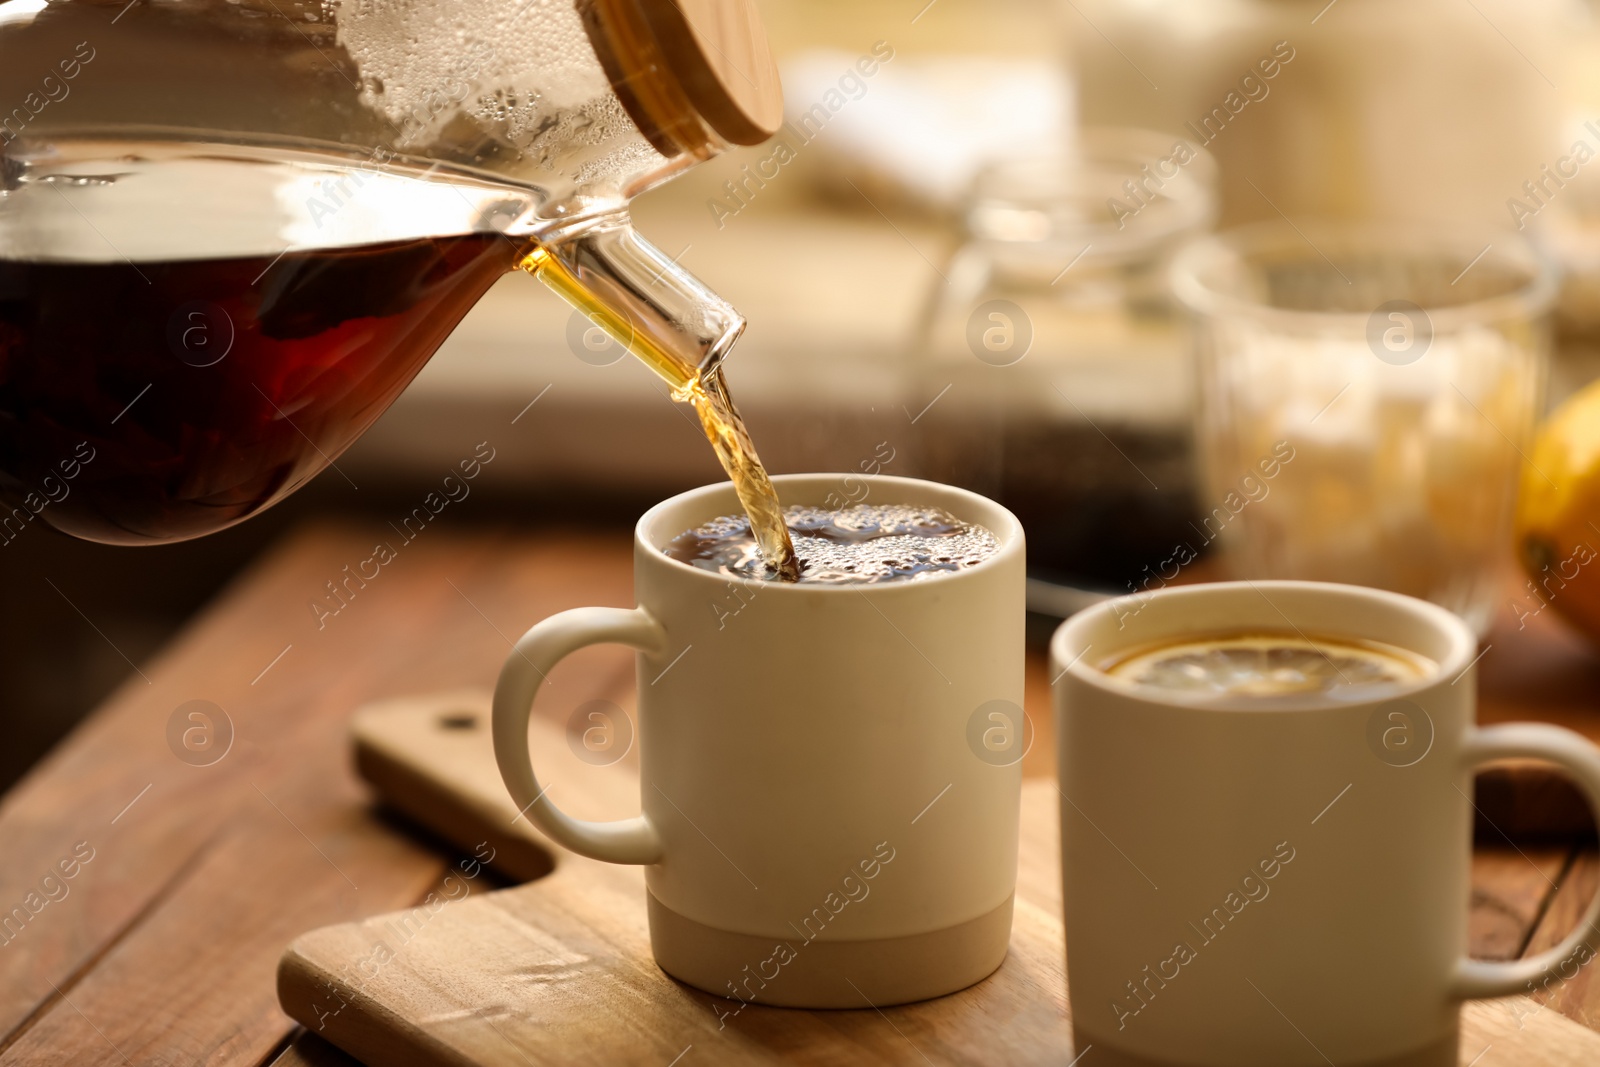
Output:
[1066,0,1578,234]
[909,127,1217,595]
[1171,224,1557,635]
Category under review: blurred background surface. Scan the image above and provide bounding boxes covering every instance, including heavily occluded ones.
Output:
[10,0,1600,788]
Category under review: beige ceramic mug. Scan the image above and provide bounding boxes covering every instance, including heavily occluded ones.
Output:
[493,474,1026,1008]
[1052,580,1600,1066]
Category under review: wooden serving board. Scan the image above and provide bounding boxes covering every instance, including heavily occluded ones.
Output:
[275,695,1600,1066]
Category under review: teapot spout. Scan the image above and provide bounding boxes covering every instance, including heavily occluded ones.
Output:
[522,215,745,392]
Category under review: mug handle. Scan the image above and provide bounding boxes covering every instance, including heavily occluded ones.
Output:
[1451,723,1600,999]
[492,606,666,865]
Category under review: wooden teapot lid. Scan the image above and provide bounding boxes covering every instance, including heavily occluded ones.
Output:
[580,0,784,155]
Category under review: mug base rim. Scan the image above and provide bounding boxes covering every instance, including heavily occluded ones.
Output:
[1071,1025,1458,1067]
[649,892,1013,1008]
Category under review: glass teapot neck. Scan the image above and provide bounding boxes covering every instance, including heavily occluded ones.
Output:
[525,212,743,389]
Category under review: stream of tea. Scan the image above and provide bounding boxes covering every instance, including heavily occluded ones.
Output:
[520,246,800,580]
[676,367,800,581]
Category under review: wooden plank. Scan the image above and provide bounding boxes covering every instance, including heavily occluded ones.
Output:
[1520,851,1600,1032]
[0,747,447,1065]
[353,693,555,885]
[0,522,636,1065]
[1459,996,1600,1066]
[1469,847,1574,961]
[351,691,659,886]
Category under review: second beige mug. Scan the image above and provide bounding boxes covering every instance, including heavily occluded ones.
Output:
[1053,580,1600,1066]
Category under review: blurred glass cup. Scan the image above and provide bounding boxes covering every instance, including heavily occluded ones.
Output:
[1171,224,1557,636]
[910,127,1217,598]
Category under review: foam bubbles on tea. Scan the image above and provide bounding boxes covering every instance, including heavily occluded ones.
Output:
[1103,633,1436,701]
[666,503,999,584]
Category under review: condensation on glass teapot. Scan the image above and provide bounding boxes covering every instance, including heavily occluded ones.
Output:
[327,0,786,382]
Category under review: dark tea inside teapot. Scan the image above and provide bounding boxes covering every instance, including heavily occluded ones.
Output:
[0,0,787,548]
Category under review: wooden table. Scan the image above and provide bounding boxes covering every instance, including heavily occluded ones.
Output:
[1,523,1598,1064]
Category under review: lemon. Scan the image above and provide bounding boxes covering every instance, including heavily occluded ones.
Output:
[1514,378,1600,640]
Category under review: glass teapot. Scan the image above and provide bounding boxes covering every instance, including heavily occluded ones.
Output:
[0,0,782,543]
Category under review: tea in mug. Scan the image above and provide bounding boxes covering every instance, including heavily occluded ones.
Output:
[665,503,1000,585]
[1100,632,1437,701]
